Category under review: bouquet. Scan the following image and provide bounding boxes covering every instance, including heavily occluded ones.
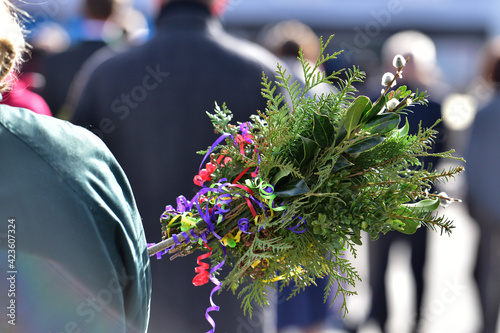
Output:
[147,36,463,329]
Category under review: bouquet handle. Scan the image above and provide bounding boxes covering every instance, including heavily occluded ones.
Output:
[148,236,179,257]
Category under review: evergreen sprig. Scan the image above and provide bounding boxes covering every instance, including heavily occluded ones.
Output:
[152,35,463,319]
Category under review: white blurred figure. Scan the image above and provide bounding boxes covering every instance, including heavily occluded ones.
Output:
[381,30,450,103]
[259,20,334,98]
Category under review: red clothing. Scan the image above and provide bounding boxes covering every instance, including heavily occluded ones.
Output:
[1,75,52,116]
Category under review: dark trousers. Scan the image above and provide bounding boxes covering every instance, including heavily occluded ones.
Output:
[367,227,428,331]
[474,223,500,333]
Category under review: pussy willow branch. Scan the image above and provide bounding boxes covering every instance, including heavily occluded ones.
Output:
[425,192,462,202]
[374,56,410,106]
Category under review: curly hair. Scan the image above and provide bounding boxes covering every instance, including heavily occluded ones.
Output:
[0,0,26,92]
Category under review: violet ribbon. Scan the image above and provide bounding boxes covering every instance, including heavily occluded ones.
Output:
[205,244,227,333]
[238,218,252,234]
[199,133,233,171]
[149,227,210,260]
[286,215,308,234]
[240,122,252,138]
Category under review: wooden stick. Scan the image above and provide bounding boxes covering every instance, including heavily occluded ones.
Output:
[148,235,183,257]
[148,228,208,257]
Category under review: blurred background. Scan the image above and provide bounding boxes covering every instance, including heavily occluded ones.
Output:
[10,0,497,332]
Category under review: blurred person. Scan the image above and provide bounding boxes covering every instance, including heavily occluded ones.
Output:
[71,0,288,332]
[0,22,66,117]
[377,30,450,103]
[111,0,150,44]
[259,19,333,98]
[354,31,446,333]
[11,0,81,24]
[259,20,342,333]
[40,0,120,117]
[0,72,52,116]
[259,20,321,76]
[465,36,500,333]
[22,21,72,97]
[28,21,72,56]
[63,0,151,119]
[0,1,151,332]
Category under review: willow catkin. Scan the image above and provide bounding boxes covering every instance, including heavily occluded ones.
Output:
[0,38,15,91]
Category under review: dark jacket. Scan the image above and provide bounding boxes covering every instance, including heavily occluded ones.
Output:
[41,40,107,116]
[0,105,151,332]
[72,2,284,332]
[466,94,500,226]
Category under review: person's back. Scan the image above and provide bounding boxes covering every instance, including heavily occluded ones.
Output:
[72,1,284,331]
[0,2,151,331]
[0,105,151,332]
[40,0,117,117]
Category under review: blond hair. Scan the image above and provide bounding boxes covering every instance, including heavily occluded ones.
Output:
[0,0,26,92]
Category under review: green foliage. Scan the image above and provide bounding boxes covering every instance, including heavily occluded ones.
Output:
[158,36,464,318]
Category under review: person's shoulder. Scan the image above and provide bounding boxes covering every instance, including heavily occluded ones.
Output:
[84,42,146,84]
[1,104,136,210]
[0,105,112,168]
[215,31,281,71]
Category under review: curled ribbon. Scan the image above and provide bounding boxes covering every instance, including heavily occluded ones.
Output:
[252,178,287,213]
[193,243,212,286]
[238,218,252,234]
[205,244,227,333]
[151,122,311,332]
[150,227,209,259]
[286,215,308,234]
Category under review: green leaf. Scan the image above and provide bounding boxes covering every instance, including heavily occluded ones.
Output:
[364,113,400,135]
[394,85,407,100]
[399,219,421,235]
[334,124,347,147]
[402,197,440,212]
[351,235,363,246]
[346,136,385,154]
[393,117,409,138]
[332,155,353,172]
[344,96,371,137]
[272,167,291,186]
[362,95,385,122]
[294,136,319,167]
[313,113,335,148]
[274,179,310,198]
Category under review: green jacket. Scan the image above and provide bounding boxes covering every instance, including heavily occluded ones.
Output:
[0,105,151,332]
